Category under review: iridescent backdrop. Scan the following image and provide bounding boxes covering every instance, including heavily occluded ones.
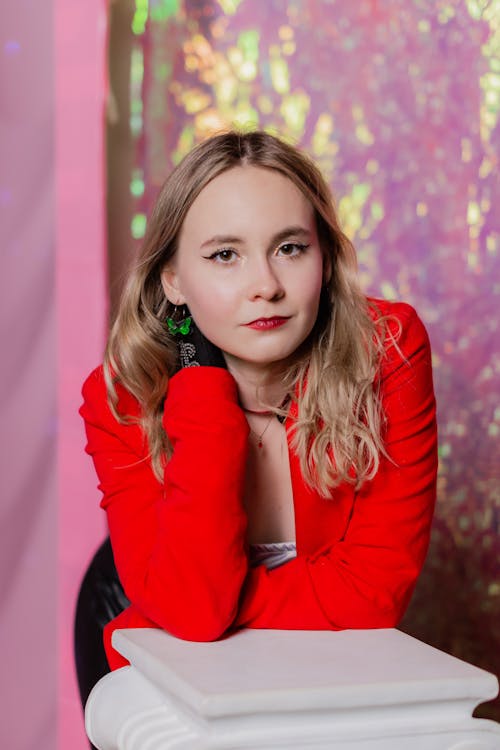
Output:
[128,0,499,718]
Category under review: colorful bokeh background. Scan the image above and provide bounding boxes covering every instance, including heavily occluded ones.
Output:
[121,0,499,719]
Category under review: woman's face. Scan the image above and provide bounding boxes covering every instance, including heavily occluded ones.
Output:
[161,165,326,372]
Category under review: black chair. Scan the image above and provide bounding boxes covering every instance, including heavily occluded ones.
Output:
[74,536,129,748]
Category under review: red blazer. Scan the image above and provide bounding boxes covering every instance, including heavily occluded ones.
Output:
[80,299,438,670]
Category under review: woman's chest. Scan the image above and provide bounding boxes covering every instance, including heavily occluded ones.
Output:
[242,418,357,552]
[242,419,296,545]
[244,420,356,554]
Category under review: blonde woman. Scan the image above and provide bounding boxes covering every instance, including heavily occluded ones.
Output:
[75,130,437,708]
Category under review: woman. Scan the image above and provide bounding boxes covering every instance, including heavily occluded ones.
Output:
[75,129,437,705]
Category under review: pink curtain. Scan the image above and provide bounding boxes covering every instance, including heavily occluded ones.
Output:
[1,1,108,748]
[1,5,57,748]
[55,2,109,747]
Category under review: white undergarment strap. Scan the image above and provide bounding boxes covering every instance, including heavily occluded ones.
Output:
[249,541,297,570]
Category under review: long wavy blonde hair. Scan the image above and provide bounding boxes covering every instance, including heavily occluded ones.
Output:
[105,130,394,496]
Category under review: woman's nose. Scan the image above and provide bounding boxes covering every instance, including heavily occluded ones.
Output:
[247,259,285,301]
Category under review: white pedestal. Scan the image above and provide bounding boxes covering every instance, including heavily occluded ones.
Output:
[85,628,500,749]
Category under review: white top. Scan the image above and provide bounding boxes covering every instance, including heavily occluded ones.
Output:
[249,541,297,570]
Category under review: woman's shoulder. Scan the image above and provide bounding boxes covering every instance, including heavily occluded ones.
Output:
[367,296,421,325]
[367,296,429,344]
[366,297,433,387]
[81,365,107,414]
[81,365,142,418]
[81,364,105,398]
[80,366,153,465]
[80,364,147,458]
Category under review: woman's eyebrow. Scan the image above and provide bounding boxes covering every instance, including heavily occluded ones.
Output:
[200,226,311,249]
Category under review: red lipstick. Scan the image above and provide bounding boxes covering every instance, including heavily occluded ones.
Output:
[245,317,290,330]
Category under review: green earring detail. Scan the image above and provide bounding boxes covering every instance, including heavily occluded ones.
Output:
[166,305,192,336]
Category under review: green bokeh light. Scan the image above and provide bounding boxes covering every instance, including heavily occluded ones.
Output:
[131,213,147,239]
[132,0,148,35]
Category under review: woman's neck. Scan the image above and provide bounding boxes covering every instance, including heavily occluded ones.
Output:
[223,356,288,411]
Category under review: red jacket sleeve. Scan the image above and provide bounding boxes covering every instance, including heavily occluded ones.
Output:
[233,303,438,631]
[80,366,251,667]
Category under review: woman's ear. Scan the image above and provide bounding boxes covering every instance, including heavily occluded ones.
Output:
[160,265,186,306]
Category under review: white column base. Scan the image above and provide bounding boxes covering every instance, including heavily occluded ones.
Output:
[85,628,500,750]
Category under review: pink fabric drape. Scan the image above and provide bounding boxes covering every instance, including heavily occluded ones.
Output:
[55,1,109,747]
[1,6,57,748]
[1,2,107,748]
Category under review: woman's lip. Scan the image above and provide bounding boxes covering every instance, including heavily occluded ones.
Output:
[244,316,290,330]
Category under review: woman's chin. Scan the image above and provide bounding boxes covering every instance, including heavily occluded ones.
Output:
[222,347,303,372]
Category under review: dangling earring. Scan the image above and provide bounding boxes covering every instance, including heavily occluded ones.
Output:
[166,304,192,336]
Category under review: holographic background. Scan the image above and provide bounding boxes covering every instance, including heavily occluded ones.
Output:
[125,0,499,718]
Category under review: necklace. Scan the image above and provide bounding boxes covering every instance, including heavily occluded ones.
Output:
[248,415,275,449]
[242,396,290,449]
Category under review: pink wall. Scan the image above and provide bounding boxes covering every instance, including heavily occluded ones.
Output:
[1,2,107,748]
[55,1,109,747]
[1,3,57,748]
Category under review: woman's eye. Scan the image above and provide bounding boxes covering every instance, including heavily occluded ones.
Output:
[277,242,309,257]
[208,248,237,263]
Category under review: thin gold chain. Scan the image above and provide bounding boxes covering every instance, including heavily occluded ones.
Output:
[248,414,276,448]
